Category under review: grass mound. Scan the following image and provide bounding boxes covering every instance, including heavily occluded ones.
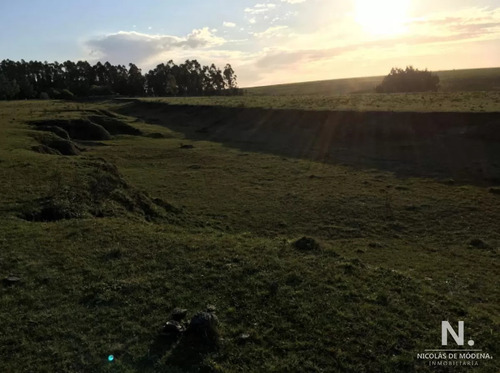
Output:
[31,144,62,155]
[36,125,70,140]
[32,133,81,156]
[293,236,321,251]
[88,115,143,136]
[30,119,111,140]
[20,159,181,222]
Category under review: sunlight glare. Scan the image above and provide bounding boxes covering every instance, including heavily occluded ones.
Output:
[355,0,411,35]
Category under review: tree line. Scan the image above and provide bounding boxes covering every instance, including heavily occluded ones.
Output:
[0,59,240,100]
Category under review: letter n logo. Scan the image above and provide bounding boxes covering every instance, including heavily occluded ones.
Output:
[442,321,464,346]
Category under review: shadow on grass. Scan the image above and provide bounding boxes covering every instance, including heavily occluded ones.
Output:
[118,102,500,186]
[139,326,220,372]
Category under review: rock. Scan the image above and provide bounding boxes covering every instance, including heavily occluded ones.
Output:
[160,320,185,337]
[293,236,320,251]
[189,312,219,331]
[3,276,21,286]
[185,311,220,347]
[170,308,188,321]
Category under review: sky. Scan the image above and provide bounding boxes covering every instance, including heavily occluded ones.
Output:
[0,0,499,87]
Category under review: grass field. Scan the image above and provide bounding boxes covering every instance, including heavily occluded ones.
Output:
[137,91,500,112]
[0,98,499,372]
[244,67,500,96]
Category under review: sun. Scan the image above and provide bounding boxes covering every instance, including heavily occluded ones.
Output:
[354,0,411,35]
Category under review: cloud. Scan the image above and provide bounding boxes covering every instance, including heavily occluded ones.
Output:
[83,6,499,88]
[280,0,307,3]
[84,28,261,85]
[184,28,225,48]
[255,46,356,69]
[253,26,290,39]
[253,6,500,71]
[407,7,500,40]
[86,28,225,64]
[245,3,277,15]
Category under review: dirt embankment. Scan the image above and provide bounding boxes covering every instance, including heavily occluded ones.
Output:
[121,101,500,184]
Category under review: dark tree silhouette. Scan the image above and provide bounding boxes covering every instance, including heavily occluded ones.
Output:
[0,74,20,99]
[223,64,236,89]
[126,63,146,96]
[0,59,241,100]
[376,66,440,93]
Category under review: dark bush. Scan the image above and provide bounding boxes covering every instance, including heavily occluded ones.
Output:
[89,85,115,96]
[376,66,440,93]
[47,88,60,99]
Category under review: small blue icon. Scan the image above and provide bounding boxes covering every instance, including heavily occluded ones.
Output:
[108,355,114,362]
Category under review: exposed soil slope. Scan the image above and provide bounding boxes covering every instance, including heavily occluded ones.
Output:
[120,101,500,185]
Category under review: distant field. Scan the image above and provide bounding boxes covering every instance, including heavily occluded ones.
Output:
[244,67,500,96]
[137,90,500,112]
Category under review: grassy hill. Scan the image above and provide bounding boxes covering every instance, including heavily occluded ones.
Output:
[0,99,499,372]
[244,67,500,96]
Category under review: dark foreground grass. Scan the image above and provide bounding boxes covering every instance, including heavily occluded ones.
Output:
[0,100,499,372]
[2,218,497,372]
